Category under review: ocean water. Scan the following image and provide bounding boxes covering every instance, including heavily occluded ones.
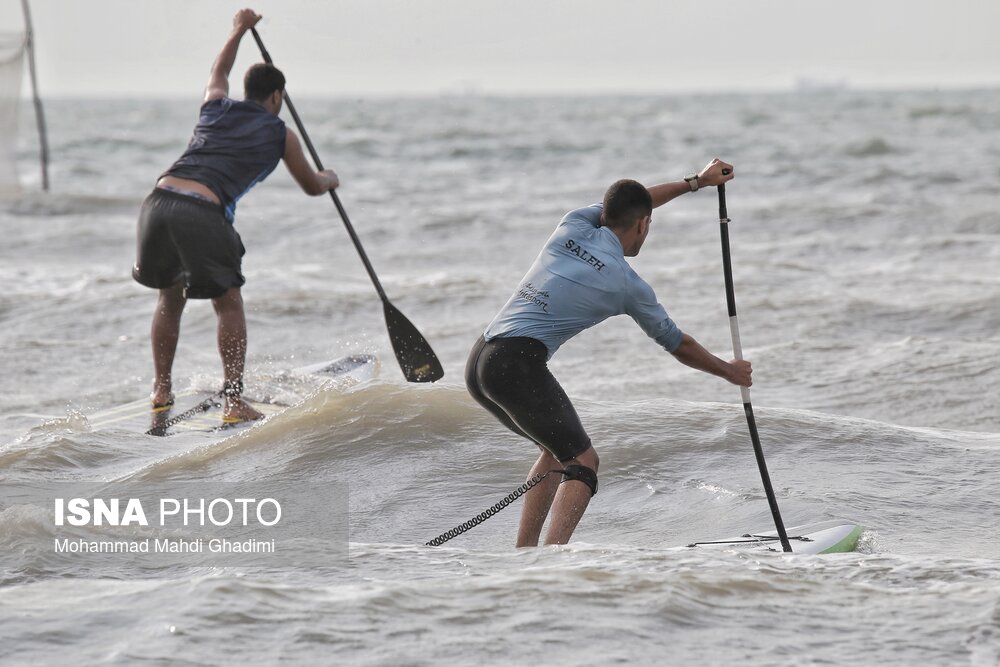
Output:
[1,89,999,665]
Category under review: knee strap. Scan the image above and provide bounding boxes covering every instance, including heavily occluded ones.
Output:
[560,464,598,497]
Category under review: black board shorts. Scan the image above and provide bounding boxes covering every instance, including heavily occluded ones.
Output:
[131,188,245,299]
[465,334,592,462]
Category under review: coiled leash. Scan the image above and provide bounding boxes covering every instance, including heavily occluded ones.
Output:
[145,380,243,436]
[425,465,598,547]
[145,391,224,437]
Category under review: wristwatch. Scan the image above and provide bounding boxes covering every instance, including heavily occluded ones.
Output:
[684,173,700,192]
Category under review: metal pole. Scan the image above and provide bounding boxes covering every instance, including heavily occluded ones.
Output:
[21,0,49,191]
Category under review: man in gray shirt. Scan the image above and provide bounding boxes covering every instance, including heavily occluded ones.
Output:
[465,159,751,546]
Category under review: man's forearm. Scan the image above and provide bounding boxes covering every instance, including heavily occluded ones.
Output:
[670,334,734,381]
[210,28,245,83]
[647,159,735,209]
[647,181,692,209]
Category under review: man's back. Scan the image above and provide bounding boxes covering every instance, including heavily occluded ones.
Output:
[485,203,682,357]
[165,97,286,220]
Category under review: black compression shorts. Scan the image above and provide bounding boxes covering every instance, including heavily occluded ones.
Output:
[465,334,592,462]
[131,188,246,299]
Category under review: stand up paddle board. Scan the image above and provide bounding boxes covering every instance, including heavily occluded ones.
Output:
[688,521,863,555]
[88,354,378,436]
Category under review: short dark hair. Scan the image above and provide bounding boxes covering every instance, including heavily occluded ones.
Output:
[602,179,652,228]
[244,63,285,102]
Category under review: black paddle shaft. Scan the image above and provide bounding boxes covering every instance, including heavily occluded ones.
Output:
[250,28,443,383]
[250,29,385,300]
[717,183,792,553]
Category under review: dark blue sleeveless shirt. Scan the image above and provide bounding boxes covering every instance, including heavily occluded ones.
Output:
[164,97,286,221]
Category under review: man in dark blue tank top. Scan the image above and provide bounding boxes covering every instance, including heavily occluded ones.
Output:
[131,9,339,423]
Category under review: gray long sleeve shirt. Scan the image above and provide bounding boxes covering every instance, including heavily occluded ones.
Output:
[484,203,683,359]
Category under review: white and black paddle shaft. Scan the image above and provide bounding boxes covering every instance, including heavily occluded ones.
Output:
[717,181,792,552]
[251,28,444,383]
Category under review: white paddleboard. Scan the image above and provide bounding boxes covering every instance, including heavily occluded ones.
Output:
[687,521,863,554]
[88,354,378,436]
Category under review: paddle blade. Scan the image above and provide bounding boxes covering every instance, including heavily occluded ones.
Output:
[383,300,444,382]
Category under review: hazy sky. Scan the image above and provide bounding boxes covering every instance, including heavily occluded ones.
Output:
[2,0,999,97]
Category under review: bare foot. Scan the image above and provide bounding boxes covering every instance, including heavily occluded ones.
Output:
[223,398,264,423]
[150,387,175,411]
